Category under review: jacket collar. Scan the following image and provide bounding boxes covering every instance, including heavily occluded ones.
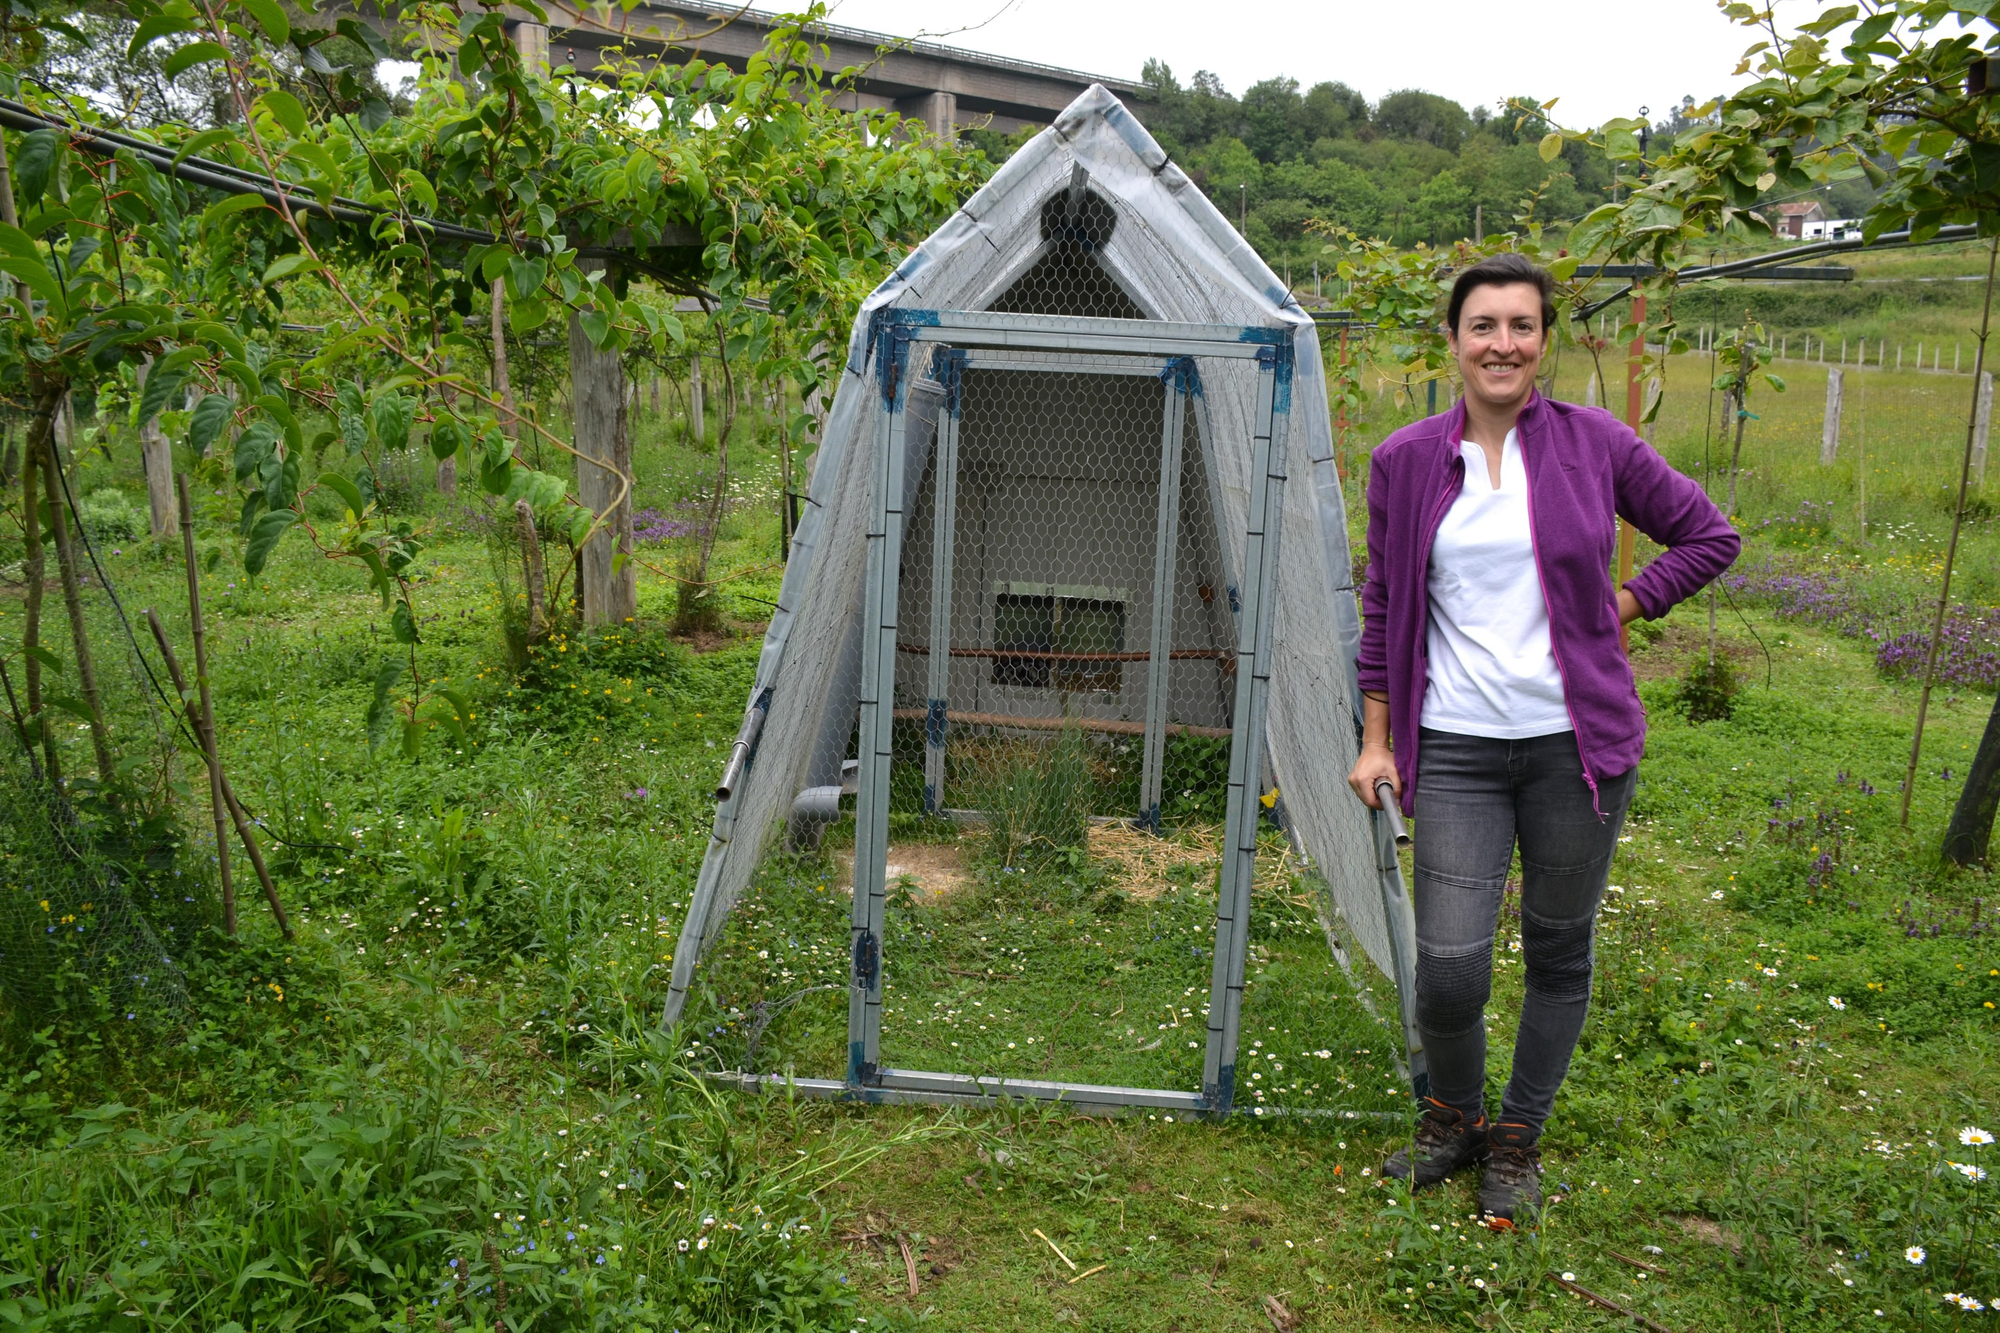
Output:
[1441,388,1545,452]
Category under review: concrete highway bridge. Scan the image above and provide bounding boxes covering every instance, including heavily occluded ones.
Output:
[504,1,1148,136]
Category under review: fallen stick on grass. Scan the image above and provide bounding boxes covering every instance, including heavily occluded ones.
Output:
[1547,1272,1680,1333]
[1607,1247,1669,1276]
[897,1234,919,1295]
[1067,1264,1107,1285]
[1033,1228,1077,1270]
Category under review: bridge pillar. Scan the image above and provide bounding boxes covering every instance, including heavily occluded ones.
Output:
[898,89,957,139]
[513,20,549,73]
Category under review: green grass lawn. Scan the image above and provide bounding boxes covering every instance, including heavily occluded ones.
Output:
[2,366,1998,1329]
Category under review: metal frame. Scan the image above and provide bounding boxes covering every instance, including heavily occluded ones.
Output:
[838,308,1324,1116]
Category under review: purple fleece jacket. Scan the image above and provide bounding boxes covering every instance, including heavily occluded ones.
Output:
[1356,391,1740,816]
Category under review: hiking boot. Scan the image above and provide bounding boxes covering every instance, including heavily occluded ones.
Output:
[1479,1123,1543,1230]
[1382,1098,1489,1189]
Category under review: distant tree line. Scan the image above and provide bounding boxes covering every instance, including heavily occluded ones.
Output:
[964,74,1879,278]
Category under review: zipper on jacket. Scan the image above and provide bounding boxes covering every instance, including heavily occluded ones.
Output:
[1404,447,1466,816]
[1515,421,1605,819]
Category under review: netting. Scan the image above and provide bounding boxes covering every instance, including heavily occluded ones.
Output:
[0,441,210,1028]
[663,84,1422,1107]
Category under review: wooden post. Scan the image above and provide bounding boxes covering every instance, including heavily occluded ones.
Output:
[1974,370,1994,487]
[1821,368,1844,465]
[145,609,291,938]
[176,474,235,938]
[568,263,637,627]
[135,358,179,540]
[1618,293,1645,654]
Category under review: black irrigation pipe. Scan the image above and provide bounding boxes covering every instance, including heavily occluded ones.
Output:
[0,96,771,304]
[1572,223,1986,321]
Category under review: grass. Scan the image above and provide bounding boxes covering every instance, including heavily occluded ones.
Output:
[0,340,1997,1329]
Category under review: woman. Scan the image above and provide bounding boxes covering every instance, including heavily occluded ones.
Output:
[1349,253,1738,1229]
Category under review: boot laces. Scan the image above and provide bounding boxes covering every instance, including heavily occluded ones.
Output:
[1413,1101,1471,1154]
[1487,1140,1540,1186]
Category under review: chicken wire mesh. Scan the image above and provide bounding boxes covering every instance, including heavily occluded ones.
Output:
[1,465,205,1028]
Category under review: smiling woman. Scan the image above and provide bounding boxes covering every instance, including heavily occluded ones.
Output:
[1349,252,1741,1230]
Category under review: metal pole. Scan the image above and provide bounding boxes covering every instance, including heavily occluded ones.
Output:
[1139,363,1190,830]
[849,330,914,1085]
[922,352,963,814]
[1202,345,1287,1113]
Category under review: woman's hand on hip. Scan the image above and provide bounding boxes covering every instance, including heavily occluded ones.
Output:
[1348,743,1400,809]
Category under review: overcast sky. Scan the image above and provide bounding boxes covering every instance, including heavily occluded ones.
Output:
[820,0,1756,127]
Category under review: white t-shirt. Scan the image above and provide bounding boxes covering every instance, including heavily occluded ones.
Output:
[1420,429,1572,739]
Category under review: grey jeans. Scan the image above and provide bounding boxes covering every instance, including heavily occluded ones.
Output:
[1412,727,1636,1139]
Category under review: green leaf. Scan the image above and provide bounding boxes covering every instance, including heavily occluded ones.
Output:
[401,715,422,760]
[356,548,392,608]
[137,366,187,428]
[234,420,279,482]
[14,129,62,205]
[438,687,474,734]
[580,309,613,349]
[44,695,97,723]
[507,255,546,300]
[371,393,416,453]
[397,168,437,213]
[23,644,63,676]
[172,126,238,165]
[0,253,62,306]
[508,298,548,333]
[264,450,301,511]
[202,192,272,225]
[364,659,401,755]
[128,14,196,57]
[261,253,320,285]
[428,419,465,462]
[163,41,230,81]
[188,393,236,455]
[235,0,290,45]
[243,508,296,575]
[256,90,309,139]
[390,600,419,644]
[318,470,366,519]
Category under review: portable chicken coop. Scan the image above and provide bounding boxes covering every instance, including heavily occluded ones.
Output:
[663,84,1422,1116]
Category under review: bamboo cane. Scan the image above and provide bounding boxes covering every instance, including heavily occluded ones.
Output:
[41,430,114,780]
[175,474,236,936]
[1901,235,2000,827]
[145,608,291,938]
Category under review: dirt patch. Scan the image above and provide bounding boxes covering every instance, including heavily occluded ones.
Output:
[667,619,767,654]
[832,819,1248,903]
[1675,1214,1743,1253]
[835,842,974,901]
[1629,620,1762,683]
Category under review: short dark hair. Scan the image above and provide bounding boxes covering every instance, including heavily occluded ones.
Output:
[1446,253,1555,334]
